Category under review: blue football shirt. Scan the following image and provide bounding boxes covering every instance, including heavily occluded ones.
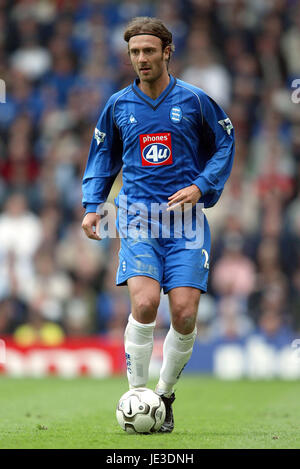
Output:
[82,75,235,213]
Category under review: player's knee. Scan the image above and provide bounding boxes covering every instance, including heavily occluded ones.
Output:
[171,307,197,334]
[131,296,159,323]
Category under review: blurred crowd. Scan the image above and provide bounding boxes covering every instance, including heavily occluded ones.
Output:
[0,0,300,347]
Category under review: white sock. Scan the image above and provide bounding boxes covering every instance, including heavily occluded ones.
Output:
[156,325,197,397]
[124,314,156,388]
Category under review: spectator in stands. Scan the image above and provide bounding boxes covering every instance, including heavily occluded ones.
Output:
[211,233,256,299]
[0,192,42,301]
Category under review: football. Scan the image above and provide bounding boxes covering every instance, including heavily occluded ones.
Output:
[116,387,166,434]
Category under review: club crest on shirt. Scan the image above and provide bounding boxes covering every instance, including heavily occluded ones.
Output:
[139,133,173,166]
[170,106,182,123]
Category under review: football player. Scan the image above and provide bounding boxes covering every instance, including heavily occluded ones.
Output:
[82,17,235,433]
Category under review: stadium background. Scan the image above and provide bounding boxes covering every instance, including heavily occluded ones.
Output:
[0,0,300,379]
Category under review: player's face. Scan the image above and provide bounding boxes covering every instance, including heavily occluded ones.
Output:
[128,35,170,84]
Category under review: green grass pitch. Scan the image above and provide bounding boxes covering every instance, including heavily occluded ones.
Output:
[0,375,300,449]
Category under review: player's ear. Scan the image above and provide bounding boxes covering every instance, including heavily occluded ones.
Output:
[163,45,171,63]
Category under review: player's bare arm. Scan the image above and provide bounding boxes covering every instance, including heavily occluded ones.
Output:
[167,184,202,211]
[82,212,101,240]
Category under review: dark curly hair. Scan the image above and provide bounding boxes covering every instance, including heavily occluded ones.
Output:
[124,17,175,62]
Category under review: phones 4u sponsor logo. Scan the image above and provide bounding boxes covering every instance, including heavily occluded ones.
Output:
[139,133,173,166]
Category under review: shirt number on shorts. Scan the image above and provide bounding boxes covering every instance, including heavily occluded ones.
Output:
[202,249,209,269]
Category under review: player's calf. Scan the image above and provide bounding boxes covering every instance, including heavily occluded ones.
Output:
[124,314,156,388]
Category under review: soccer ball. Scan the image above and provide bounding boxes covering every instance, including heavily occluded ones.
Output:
[116,387,166,434]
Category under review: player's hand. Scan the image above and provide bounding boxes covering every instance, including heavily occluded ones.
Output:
[82,212,101,240]
[167,184,202,211]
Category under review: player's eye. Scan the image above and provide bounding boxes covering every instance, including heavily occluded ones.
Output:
[130,48,155,58]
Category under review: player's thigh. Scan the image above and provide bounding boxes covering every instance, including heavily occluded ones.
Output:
[128,276,161,323]
[168,287,201,333]
[168,287,201,314]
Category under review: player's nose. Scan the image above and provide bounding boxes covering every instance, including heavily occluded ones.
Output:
[138,52,147,63]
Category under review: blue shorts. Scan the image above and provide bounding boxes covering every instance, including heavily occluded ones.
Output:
[116,212,211,294]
